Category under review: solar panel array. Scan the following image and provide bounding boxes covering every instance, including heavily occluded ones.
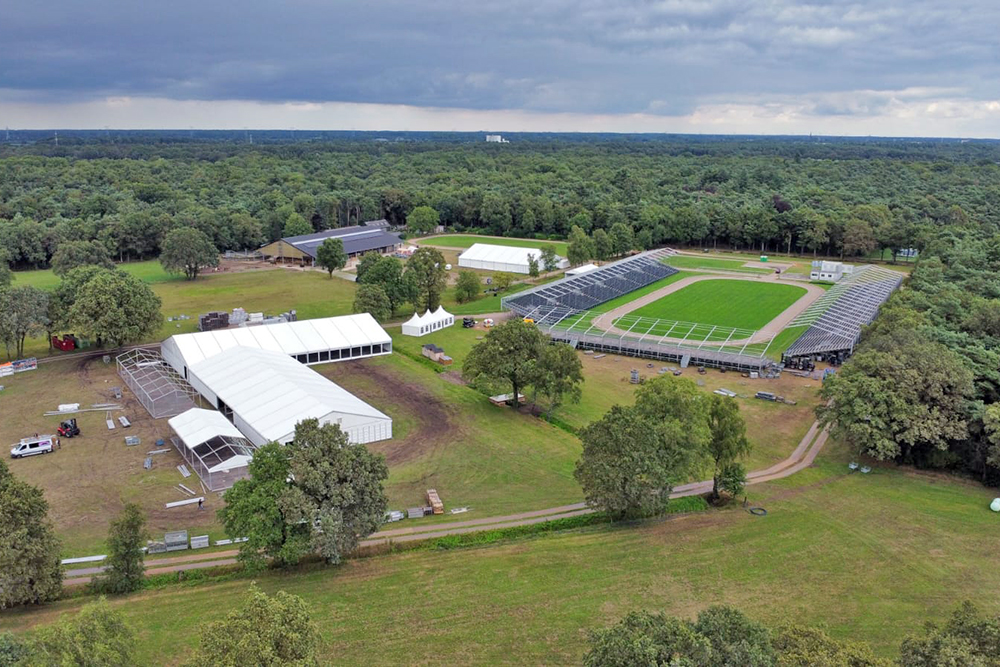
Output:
[503,249,679,320]
[784,265,904,359]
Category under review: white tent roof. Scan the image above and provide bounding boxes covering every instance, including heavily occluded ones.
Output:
[459,243,545,266]
[166,314,390,368]
[566,263,599,276]
[168,408,246,451]
[189,347,390,443]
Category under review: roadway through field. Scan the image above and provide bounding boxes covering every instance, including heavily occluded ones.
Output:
[63,419,831,586]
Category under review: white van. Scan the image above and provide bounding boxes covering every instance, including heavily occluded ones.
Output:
[10,435,54,459]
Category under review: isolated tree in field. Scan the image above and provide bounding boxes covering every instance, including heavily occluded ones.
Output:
[406,205,439,235]
[69,269,162,348]
[359,256,416,314]
[455,269,481,303]
[898,601,1000,667]
[585,611,712,667]
[50,239,114,276]
[283,419,389,564]
[29,598,137,665]
[220,443,309,570]
[315,237,347,277]
[0,285,49,359]
[532,343,584,415]
[354,252,382,282]
[92,503,147,595]
[610,222,635,256]
[282,212,313,237]
[191,586,319,667]
[592,228,613,261]
[633,376,712,479]
[160,227,219,280]
[493,271,515,292]
[540,244,558,272]
[567,225,595,266]
[352,283,392,322]
[463,318,546,409]
[574,405,675,519]
[707,395,752,501]
[404,247,448,311]
[528,253,540,278]
[0,460,62,608]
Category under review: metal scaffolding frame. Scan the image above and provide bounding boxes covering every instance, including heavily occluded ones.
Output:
[116,348,200,419]
[173,433,258,492]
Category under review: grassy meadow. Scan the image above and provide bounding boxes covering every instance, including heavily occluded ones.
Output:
[417,234,570,256]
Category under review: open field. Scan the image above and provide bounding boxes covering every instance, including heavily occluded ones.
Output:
[626,280,807,330]
[11,260,182,291]
[5,441,998,664]
[664,255,771,274]
[417,234,569,256]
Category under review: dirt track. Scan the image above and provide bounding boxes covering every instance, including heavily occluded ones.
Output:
[591,273,826,345]
[63,418,831,585]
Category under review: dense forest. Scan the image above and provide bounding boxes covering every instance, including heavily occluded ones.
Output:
[2,136,999,269]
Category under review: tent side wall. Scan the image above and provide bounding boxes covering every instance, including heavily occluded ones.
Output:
[160,337,186,378]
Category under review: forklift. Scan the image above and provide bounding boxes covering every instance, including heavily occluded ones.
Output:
[57,418,80,438]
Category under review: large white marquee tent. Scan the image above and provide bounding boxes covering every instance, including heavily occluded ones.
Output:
[458,243,569,274]
[188,346,392,446]
[401,306,455,337]
[161,313,391,379]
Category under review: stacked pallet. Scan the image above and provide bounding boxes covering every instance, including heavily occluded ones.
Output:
[426,489,444,515]
[198,311,230,332]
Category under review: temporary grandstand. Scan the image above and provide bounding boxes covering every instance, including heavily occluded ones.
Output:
[783,265,904,361]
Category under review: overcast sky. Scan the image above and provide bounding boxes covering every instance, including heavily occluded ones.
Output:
[2,0,998,136]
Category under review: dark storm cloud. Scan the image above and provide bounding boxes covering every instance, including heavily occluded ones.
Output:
[2,0,998,116]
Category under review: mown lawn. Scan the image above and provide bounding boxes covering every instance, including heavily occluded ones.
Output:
[627,280,807,330]
[665,255,770,274]
[11,260,181,291]
[417,234,569,256]
[6,442,998,664]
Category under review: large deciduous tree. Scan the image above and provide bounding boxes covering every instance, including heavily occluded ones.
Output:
[609,222,635,257]
[592,228,613,261]
[352,283,392,322]
[404,247,448,311]
[315,237,347,277]
[0,460,62,609]
[282,212,313,237]
[50,240,114,276]
[159,227,219,280]
[29,598,137,665]
[574,405,673,519]
[220,443,308,570]
[567,225,594,266]
[406,206,439,235]
[359,255,415,314]
[539,244,558,272]
[898,601,1000,667]
[0,285,49,359]
[463,318,546,409]
[191,586,319,667]
[354,252,382,282]
[68,269,162,348]
[532,343,584,415]
[91,503,147,595]
[0,248,12,289]
[282,419,389,564]
[706,395,752,501]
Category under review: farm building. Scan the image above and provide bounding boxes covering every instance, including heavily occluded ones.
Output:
[186,346,392,446]
[458,243,569,274]
[401,306,455,337]
[259,220,402,265]
[168,408,258,491]
[161,314,392,380]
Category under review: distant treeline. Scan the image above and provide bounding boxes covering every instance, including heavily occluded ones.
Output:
[1,138,999,269]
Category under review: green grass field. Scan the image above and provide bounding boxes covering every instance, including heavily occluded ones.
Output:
[11,260,182,291]
[665,255,771,274]
[6,442,998,664]
[627,280,806,330]
[418,234,569,256]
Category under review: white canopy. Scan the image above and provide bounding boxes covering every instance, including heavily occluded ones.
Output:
[187,346,392,446]
[168,408,245,451]
[458,243,569,274]
[566,263,599,277]
[401,305,455,337]
[161,313,391,377]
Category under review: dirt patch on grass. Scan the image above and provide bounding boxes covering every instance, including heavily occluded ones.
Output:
[318,360,458,466]
[440,371,468,387]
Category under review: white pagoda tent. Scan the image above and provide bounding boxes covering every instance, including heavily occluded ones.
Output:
[401,306,455,337]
